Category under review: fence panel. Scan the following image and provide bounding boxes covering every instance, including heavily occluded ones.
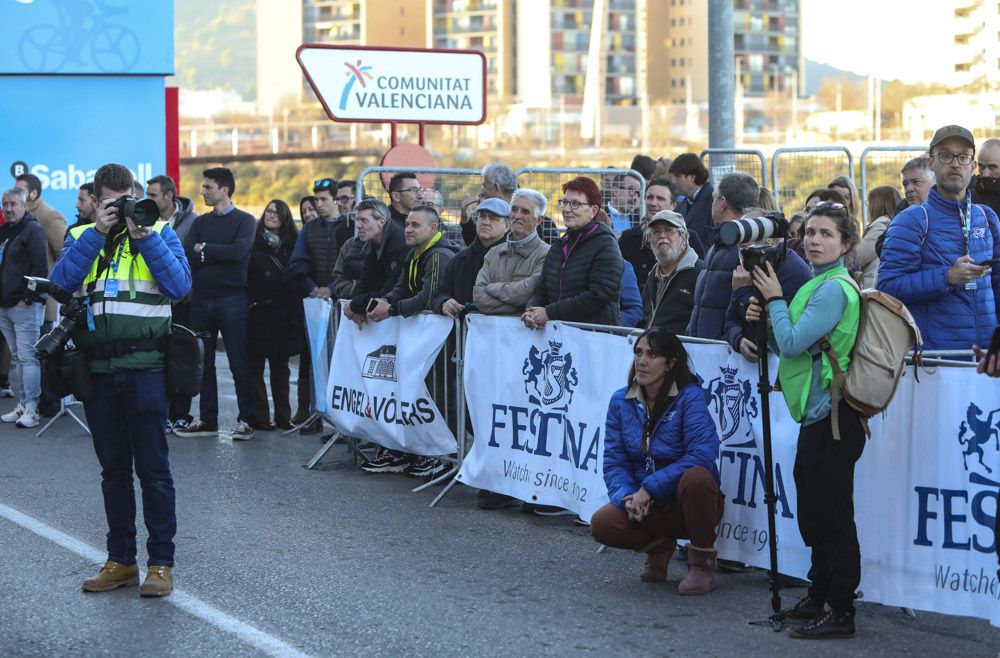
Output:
[514,167,646,232]
[859,146,926,224]
[355,166,484,242]
[700,149,768,189]
[771,147,853,216]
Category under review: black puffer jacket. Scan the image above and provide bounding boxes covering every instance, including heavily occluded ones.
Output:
[0,213,49,308]
[431,237,502,310]
[686,242,739,340]
[528,221,624,326]
[247,240,304,358]
[385,233,462,317]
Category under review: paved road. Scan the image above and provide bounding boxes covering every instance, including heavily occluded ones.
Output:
[1,357,999,657]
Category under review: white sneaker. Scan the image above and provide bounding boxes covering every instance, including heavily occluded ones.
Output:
[1,403,25,423]
[15,409,39,428]
[230,420,255,441]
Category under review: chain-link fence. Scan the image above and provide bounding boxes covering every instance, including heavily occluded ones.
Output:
[355,166,484,242]
[514,167,646,232]
[859,146,926,224]
[771,147,854,217]
[700,149,768,189]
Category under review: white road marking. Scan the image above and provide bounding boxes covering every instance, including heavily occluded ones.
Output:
[0,502,314,658]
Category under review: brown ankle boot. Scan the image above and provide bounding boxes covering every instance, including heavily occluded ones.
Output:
[640,544,676,583]
[139,565,173,597]
[678,546,716,595]
[82,560,139,592]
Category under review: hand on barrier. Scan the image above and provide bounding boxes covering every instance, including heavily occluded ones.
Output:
[310,286,333,299]
[441,298,464,317]
[344,305,365,329]
[973,344,1000,377]
[947,255,991,286]
[739,337,759,363]
[746,297,763,323]
[521,306,548,330]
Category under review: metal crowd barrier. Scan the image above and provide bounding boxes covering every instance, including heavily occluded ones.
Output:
[700,148,768,189]
[515,167,647,231]
[771,146,854,216]
[858,146,926,224]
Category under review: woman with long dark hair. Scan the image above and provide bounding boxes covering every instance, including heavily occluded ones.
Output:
[591,327,723,595]
[299,196,319,223]
[746,201,864,639]
[248,200,303,430]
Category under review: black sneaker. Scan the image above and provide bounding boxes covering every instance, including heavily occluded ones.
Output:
[405,456,448,478]
[361,448,408,474]
[476,490,520,510]
[777,596,824,623]
[788,608,855,639]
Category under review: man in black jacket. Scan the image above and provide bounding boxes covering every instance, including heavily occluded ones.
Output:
[345,199,408,325]
[175,168,259,441]
[669,153,717,247]
[433,198,508,315]
[0,187,49,428]
[641,211,703,333]
[388,172,424,225]
[973,138,1000,216]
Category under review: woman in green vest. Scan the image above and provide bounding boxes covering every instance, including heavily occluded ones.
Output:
[745,201,863,640]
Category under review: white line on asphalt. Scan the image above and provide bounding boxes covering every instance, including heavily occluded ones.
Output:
[0,502,314,658]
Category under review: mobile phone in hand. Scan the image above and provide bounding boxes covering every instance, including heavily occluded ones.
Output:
[978,259,999,268]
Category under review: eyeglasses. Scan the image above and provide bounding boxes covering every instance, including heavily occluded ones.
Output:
[931,152,974,165]
[558,199,592,210]
[399,186,423,195]
[313,178,335,190]
[335,195,354,203]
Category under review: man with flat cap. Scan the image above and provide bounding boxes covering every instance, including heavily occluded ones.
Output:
[640,210,704,333]
[878,124,1000,351]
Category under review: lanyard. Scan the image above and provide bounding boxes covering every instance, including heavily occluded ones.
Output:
[958,198,972,256]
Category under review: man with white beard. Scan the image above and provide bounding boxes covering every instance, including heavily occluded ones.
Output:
[640,210,704,333]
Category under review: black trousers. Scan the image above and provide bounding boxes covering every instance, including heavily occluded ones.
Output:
[793,399,866,614]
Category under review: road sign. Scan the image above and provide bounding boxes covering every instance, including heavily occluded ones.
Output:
[296,44,487,126]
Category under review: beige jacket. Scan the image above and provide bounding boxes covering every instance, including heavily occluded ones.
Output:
[26,198,67,322]
[473,232,549,315]
[858,215,891,289]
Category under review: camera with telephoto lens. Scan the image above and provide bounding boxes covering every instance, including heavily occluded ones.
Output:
[110,194,160,227]
[25,277,86,360]
[719,211,789,246]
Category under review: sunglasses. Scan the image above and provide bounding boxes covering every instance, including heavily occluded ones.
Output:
[335,195,354,203]
[313,178,335,190]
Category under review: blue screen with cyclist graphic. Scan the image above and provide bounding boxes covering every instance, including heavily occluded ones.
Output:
[0,0,173,75]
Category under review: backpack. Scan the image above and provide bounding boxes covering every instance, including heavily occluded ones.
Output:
[819,275,923,440]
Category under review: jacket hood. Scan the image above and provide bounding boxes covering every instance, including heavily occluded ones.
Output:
[176,196,195,213]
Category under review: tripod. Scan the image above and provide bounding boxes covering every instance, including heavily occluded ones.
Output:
[35,396,91,437]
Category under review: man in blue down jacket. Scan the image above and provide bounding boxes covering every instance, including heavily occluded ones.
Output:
[878,125,1000,351]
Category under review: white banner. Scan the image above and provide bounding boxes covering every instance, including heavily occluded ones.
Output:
[458,315,634,522]
[325,309,457,456]
[302,298,333,414]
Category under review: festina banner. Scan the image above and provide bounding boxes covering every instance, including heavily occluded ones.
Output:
[303,298,334,414]
[458,316,634,522]
[854,366,1000,623]
[325,309,457,456]
[684,344,812,577]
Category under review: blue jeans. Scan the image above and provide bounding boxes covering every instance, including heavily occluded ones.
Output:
[190,293,259,425]
[0,303,44,411]
[84,370,175,567]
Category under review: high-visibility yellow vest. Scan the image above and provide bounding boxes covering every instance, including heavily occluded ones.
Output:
[69,222,172,373]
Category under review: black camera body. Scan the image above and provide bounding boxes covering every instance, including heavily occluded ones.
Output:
[110,195,160,227]
[740,243,785,275]
[25,277,86,360]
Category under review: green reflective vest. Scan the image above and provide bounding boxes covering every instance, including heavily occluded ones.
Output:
[69,223,172,373]
[776,266,860,422]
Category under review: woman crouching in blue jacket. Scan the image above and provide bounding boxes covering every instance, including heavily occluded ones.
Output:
[591,327,723,595]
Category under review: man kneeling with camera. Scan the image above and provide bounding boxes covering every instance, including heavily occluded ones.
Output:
[49,163,191,597]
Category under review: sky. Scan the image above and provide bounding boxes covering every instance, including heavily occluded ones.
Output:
[801,0,954,84]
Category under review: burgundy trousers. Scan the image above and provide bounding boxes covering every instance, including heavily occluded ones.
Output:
[591,466,724,551]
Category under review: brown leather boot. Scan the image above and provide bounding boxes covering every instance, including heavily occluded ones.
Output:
[640,543,676,583]
[82,561,139,592]
[678,546,717,595]
[139,565,173,597]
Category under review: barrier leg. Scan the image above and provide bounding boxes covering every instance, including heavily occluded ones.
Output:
[304,430,342,469]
